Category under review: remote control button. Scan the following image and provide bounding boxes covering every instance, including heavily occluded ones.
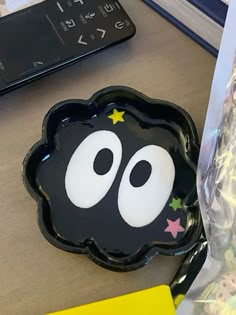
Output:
[104,3,114,13]
[85,12,96,19]
[114,1,121,9]
[65,19,76,28]
[56,2,64,13]
[78,35,88,45]
[97,28,106,39]
[74,0,84,4]
[115,21,125,30]
[33,61,45,68]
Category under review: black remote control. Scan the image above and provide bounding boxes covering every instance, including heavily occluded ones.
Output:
[0,0,136,95]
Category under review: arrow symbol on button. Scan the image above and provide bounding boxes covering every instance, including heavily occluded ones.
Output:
[78,35,88,45]
[97,28,106,39]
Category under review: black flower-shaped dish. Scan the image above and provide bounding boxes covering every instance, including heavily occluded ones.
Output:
[23,86,203,271]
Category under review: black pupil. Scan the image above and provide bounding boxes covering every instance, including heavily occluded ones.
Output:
[94,148,114,176]
[130,160,152,188]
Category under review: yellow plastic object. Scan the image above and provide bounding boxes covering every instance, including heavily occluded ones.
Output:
[173,294,185,308]
[46,285,176,315]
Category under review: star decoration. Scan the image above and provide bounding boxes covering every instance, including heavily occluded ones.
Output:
[108,109,125,125]
[164,218,185,239]
[169,197,182,211]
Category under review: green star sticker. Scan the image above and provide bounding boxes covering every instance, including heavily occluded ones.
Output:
[169,198,182,211]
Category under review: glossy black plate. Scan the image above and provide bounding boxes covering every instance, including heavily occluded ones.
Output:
[23,86,203,272]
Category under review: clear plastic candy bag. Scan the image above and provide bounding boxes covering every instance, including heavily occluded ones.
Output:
[194,63,236,315]
[201,64,236,261]
[177,1,236,313]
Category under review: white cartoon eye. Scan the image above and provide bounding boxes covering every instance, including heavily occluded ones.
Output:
[65,130,122,208]
[118,145,175,228]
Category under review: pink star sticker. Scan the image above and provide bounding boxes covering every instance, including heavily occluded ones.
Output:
[164,218,185,239]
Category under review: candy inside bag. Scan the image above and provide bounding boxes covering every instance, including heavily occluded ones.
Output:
[194,67,236,315]
[177,0,236,313]
[200,63,236,261]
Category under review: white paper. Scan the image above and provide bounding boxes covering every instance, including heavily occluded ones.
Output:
[221,0,229,5]
[5,0,32,11]
[0,0,44,17]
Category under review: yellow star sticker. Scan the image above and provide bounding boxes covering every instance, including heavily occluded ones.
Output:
[108,109,125,125]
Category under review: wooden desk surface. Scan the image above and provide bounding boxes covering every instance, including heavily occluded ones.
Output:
[0,1,215,314]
